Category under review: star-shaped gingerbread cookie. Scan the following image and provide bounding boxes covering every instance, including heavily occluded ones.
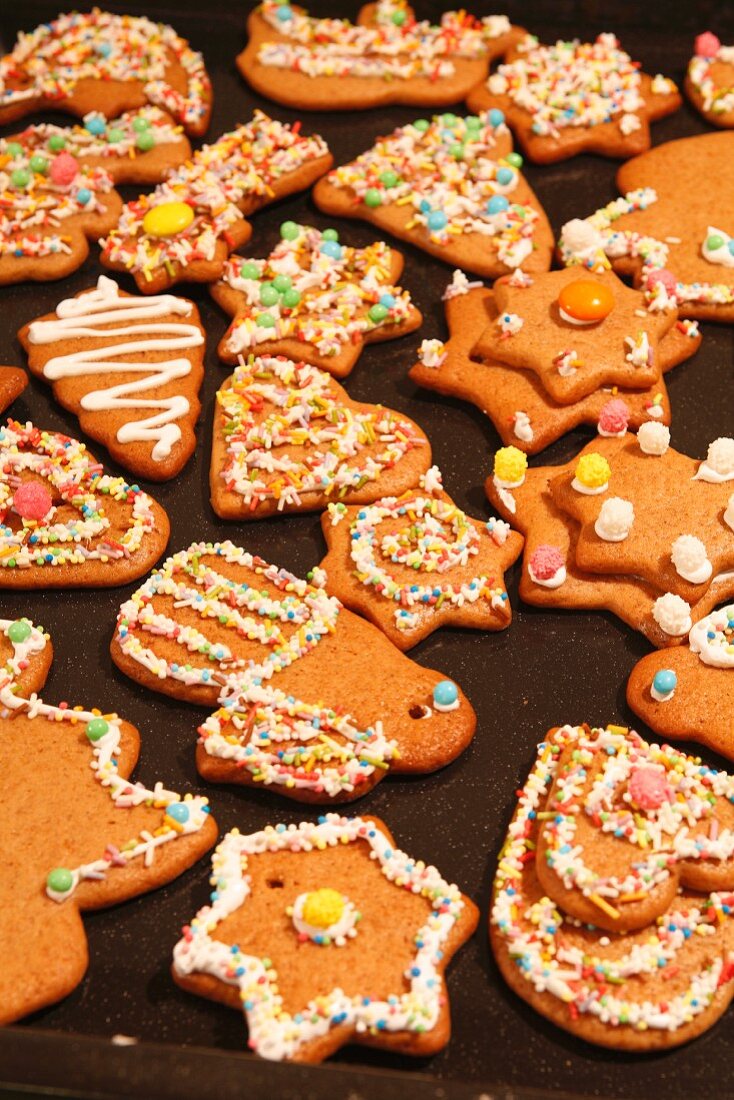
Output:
[559,131,734,323]
[0,419,168,588]
[627,602,734,762]
[409,275,700,455]
[111,540,476,802]
[318,466,523,649]
[239,0,522,112]
[474,268,677,405]
[20,276,205,482]
[101,112,332,295]
[491,723,734,1051]
[173,812,478,1062]
[485,438,734,647]
[0,10,212,136]
[313,111,553,278]
[212,223,421,379]
[550,432,734,605]
[467,33,680,163]
[685,33,734,128]
[0,615,216,1024]
[210,354,429,520]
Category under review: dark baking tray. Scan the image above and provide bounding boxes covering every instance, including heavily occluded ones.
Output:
[1,1,734,1097]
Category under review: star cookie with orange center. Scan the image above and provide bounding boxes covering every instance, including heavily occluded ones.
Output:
[485,438,734,647]
[318,466,523,650]
[466,33,680,164]
[313,110,553,279]
[408,271,699,455]
[111,540,476,803]
[558,131,734,323]
[239,0,522,112]
[685,33,734,129]
[212,223,421,379]
[0,615,216,1024]
[473,268,679,406]
[173,812,478,1062]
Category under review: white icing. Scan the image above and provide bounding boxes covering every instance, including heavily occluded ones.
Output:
[725,493,734,533]
[571,477,608,495]
[513,411,533,443]
[650,681,675,702]
[28,276,202,461]
[528,563,566,589]
[689,605,734,669]
[701,226,734,268]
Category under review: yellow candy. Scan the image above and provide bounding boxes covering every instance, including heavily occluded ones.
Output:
[302,887,345,929]
[494,445,528,485]
[142,201,194,238]
[575,453,611,489]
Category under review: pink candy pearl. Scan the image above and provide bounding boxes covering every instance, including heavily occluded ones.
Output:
[646,268,677,295]
[695,32,721,58]
[50,152,80,186]
[12,481,53,521]
[628,766,671,811]
[529,544,564,581]
[598,398,629,434]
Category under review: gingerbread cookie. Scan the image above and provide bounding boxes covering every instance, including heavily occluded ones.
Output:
[409,272,699,456]
[210,354,429,520]
[239,0,521,112]
[685,33,734,129]
[318,466,523,650]
[1,106,191,186]
[485,438,734,647]
[0,10,212,136]
[627,603,734,762]
[212,223,421,379]
[0,368,27,415]
[491,723,734,1051]
[19,276,205,482]
[101,112,332,294]
[559,132,734,323]
[0,419,168,588]
[173,812,477,1062]
[466,33,680,163]
[111,540,476,802]
[0,616,216,1025]
[313,111,553,278]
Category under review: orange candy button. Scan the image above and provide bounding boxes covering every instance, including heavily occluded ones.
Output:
[558,280,615,324]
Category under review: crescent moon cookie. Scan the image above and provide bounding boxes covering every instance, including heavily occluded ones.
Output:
[627,604,734,762]
[0,419,169,588]
[558,132,734,323]
[685,33,734,128]
[19,276,205,482]
[409,272,699,456]
[312,111,553,279]
[173,813,478,1063]
[0,615,217,1025]
[211,223,422,379]
[466,33,680,164]
[210,354,429,521]
[485,438,734,648]
[110,540,476,803]
[100,112,333,295]
[238,0,522,112]
[490,724,734,1051]
[318,465,524,650]
[0,9,212,137]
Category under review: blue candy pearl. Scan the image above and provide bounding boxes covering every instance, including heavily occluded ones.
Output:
[488,108,505,127]
[419,199,432,213]
[76,188,92,205]
[379,293,396,308]
[653,669,677,695]
[166,802,190,824]
[487,195,510,215]
[433,680,458,708]
[96,41,112,57]
[496,167,514,186]
[427,210,448,231]
[85,117,107,136]
[320,240,343,260]
[728,240,734,257]
[276,4,293,19]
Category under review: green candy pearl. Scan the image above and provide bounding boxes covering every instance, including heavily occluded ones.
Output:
[132,116,151,132]
[322,227,339,242]
[707,234,725,251]
[413,119,429,132]
[30,154,48,174]
[47,868,74,894]
[441,113,457,127]
[505,151,523,168]
[364,188,382,208]
[272,274,292,292]
[391,9,406,24]
[379,170,399,188]
[281,287,301,308]
[48,134,66,152]
[239,261,260,280]
[135,131,155,152]
[280,220,300,240]
[5,142,23,158]
[107,128,125,144]
[86,717,109,742]
[464,115,482,130]
[369,303,389,323]
[256,312,276,328]
[11,168,30,188]
[7,619,31,644]
[260,283,280,307]
[449,143,464,159]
